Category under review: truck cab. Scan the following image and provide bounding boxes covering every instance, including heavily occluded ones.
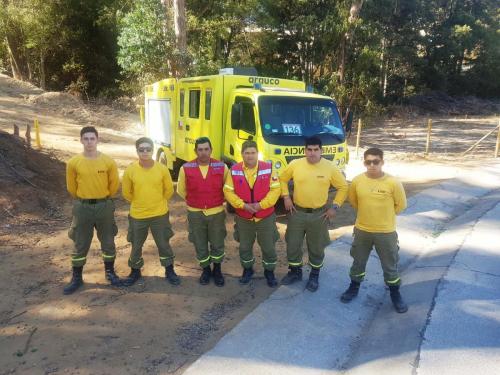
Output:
[226,87,347,174]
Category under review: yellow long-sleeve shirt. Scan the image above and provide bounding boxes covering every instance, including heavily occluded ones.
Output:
[122,161,174,219]
[177,164,229,215]
[66,153,119,199]
[224,163,281,221]
[279,157,348,208]
[348,173,407,233]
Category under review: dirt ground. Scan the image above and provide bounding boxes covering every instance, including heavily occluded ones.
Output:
[0,73,499,374]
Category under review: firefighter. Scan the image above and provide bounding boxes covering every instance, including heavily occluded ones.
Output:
[279,135,348,292]
[64,126,121,295]
[177,137,228,286]
[121,137,179,286]
[340,147,408,313]
[224,140,281,287]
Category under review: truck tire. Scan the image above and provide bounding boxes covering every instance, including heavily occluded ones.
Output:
[157,149,181,181]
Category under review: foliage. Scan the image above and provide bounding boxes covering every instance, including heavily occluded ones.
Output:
[0,0,498,106]
[117,0,175,90]
[0,0,123,96]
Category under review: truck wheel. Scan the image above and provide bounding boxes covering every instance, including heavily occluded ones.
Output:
[157,150,180,181]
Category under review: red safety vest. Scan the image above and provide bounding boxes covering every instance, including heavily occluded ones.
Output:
[184,158,225,209]
[231,161,275,219]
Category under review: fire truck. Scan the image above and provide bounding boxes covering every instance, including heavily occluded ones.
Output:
[144,67,348,176]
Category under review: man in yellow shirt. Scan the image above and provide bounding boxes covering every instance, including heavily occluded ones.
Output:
[279,136,348,292]
[224,140,281,287]
[121,137,179,286]
[177,137,228,286]
[340,147,408,313]
[64,126,121,295]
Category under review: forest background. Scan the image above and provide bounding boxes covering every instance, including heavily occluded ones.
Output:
[1,0,499,117]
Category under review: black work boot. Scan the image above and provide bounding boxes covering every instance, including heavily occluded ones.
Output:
[122,268,141,287]
[264,270,278,288]
[63,266,83,295]
[199,266,211,285]
[281,266,303,285]
[239,267,254,284]
[306,268,320,292]
[165,264,180,286]
[104,261,122,286]
[389,285,408,313]
[340,281,360,303]
[212,263,225,287]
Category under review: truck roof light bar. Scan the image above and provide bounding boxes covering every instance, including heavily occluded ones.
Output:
[253,83,265,91]
[219,67,258,76]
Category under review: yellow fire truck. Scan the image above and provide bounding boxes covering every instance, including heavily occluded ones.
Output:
[144,68,348,176]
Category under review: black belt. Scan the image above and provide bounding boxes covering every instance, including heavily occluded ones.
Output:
[79,198,108,204]
[295,205,327,213]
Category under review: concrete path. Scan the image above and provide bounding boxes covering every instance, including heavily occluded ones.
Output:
[417,196,500,375]
[343,188,500,375]
[183,161,500,375]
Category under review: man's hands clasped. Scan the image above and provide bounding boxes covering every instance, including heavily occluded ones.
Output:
[243,202,262,214]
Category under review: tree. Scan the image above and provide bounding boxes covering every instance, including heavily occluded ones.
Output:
[1,0,124,96]
[117,0,176,89]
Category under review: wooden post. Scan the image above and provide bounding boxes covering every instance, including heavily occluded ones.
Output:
[13,124,19,136]
[25,124,31,147]
[355,118,362,157]
[425,118,432,155]
[139,105,145,125]
[495,120,500,158]
[34,118,41,149]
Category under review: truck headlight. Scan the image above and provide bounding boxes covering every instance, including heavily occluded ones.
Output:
[335,159,340,166]
[275,161,282,169]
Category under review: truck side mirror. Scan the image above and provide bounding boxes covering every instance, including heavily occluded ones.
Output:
[231,102,256,136]
[231,103,242,130]
[240,102,256,135]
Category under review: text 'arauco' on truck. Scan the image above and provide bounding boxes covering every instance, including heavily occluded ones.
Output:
[144,67,348,177]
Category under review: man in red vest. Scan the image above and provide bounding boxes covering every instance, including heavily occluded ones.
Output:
[224,140,281,287]
[177,137,228,286]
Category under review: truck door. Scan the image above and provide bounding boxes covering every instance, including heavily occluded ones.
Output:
[184,87,202,160]
[175,89,188,161]
[202,88,212,139]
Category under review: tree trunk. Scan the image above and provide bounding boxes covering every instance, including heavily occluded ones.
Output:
[173,0,187,52]
[27,59,33,81]
[222,28,234,66]
[40,50,46,90]
[5,36,23,80]
[173,0,187,77]
[339,37,346,85]
[383,59,388,98]
[379,37,385,89]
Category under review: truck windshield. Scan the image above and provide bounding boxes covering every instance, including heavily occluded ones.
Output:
[258,96,345,145]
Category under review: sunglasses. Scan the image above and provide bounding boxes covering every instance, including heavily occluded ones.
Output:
[364,159,381,166]
[138,147,152,153]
